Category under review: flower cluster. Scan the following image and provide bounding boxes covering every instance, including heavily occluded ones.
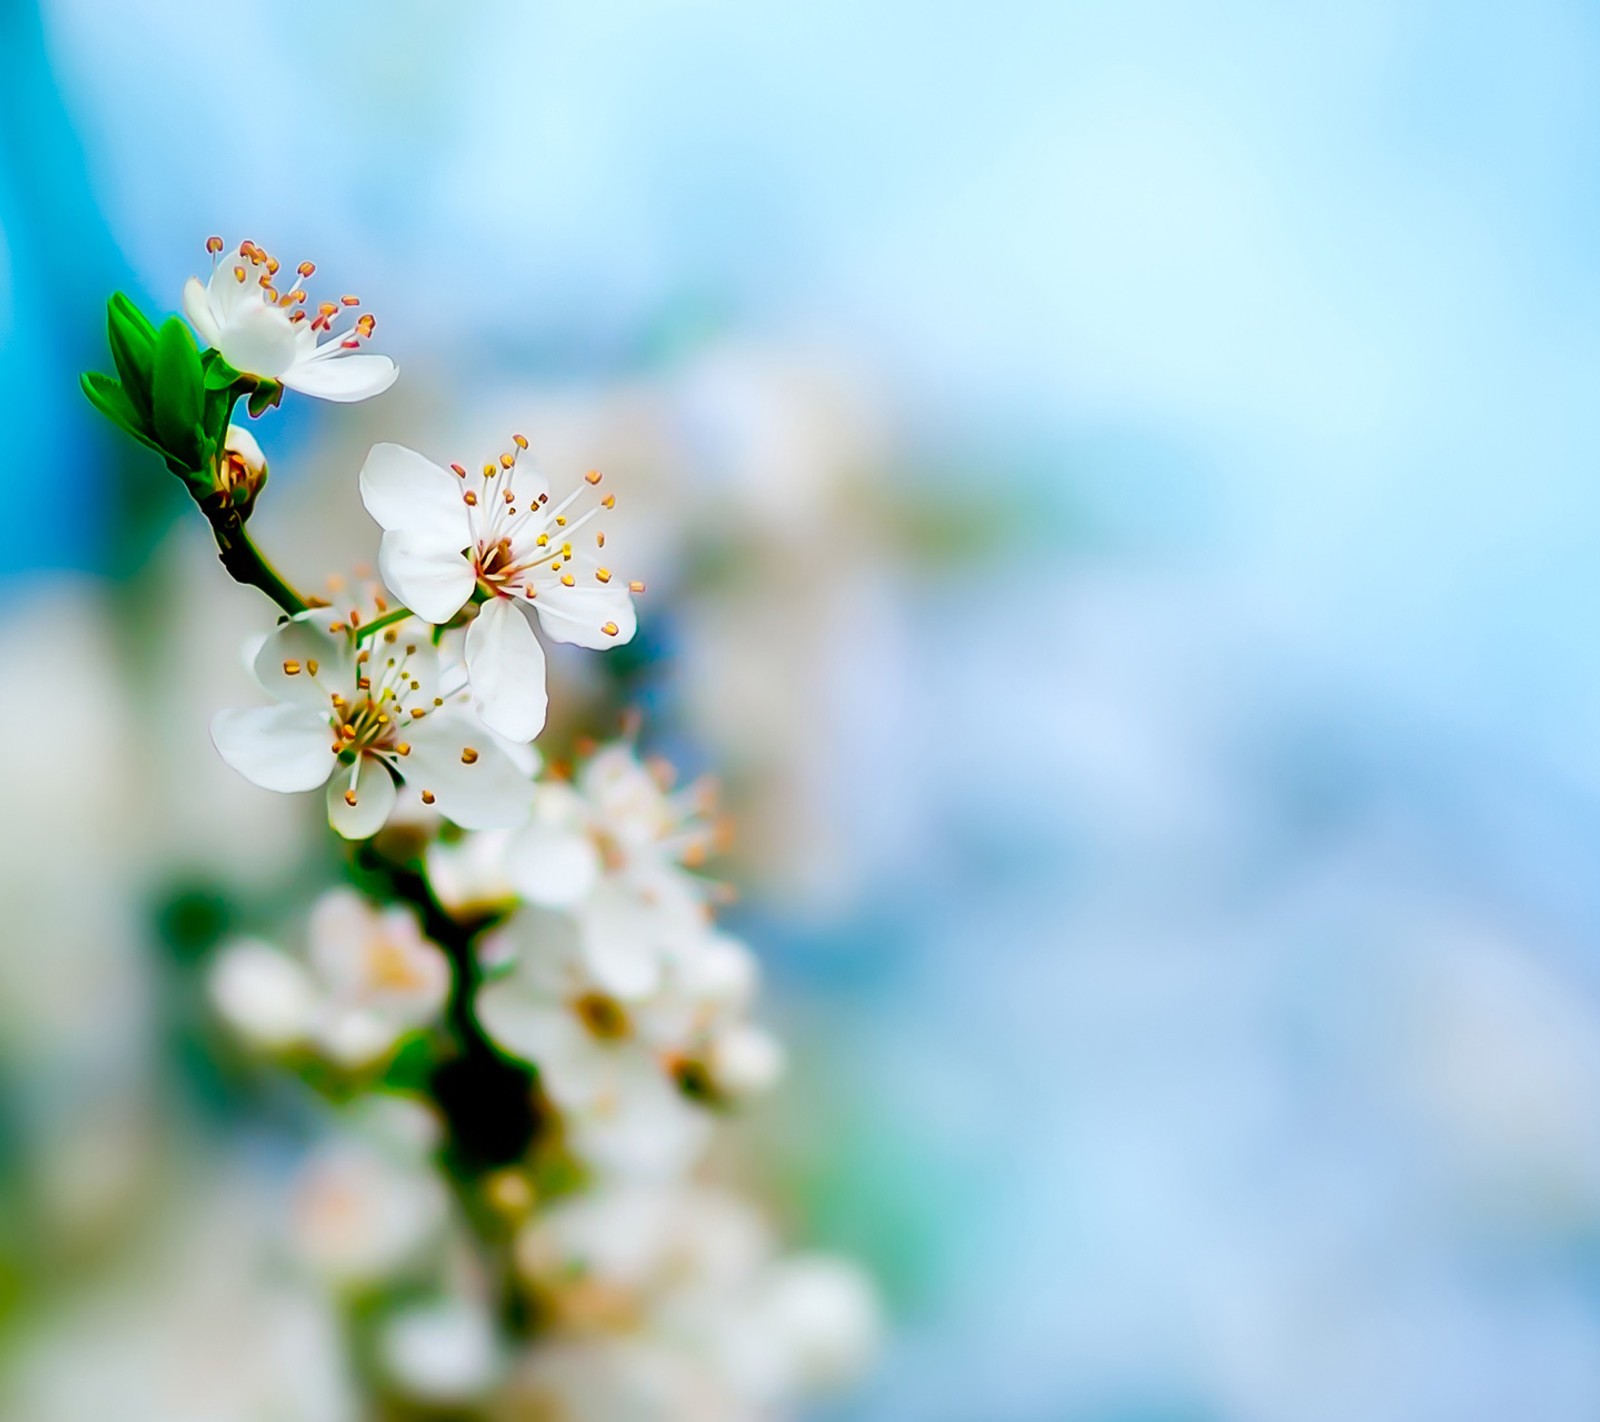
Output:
[84,239,878,1418]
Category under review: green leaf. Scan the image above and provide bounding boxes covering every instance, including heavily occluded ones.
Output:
[106,297,156,415]
[80,371,159,449]
[109,290,157,343]
[152,317,204,465]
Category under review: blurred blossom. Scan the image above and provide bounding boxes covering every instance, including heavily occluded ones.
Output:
[378,1295,503,1404]
[288,1099,449,1287]
[209,888,447,1068]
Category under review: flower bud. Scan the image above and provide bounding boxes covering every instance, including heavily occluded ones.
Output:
[218,423,268,503]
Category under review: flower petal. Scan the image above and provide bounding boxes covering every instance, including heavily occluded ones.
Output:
[504,802,600,908]
[182,275,222,347]
[475,994,580,1067]
[208,939,316,1050]
[403,710,534,830]
[215,298,301,380]
[531,579,638,651]
[359,443,471,541]
[253,611,356,709]
[465,598,548,743]
[283,352,400,402]
[327,757,399,839]
[578,882,673,1000]
[378,531,475,623]
[211,705,337,792]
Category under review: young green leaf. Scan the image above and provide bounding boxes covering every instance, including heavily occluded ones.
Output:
[106,299,155,415]
[152,317,205,465]
[109,291,157,343]
[81,371,162,453]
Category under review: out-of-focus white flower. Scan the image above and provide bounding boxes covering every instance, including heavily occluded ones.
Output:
[725,1255,885,1402]
[513,1183,880,1416]
[424,828,521,918]
[505,744,724,995]
[211,609,532,838]
[183,237,397,402]
[476,911,721,1178]
[494,1337,746,1422]
[289,1103,448,1287]
[377,1296,501,1404]
[208,888,449,1067]
[516,1183,773,1321]
[357,439,638,741]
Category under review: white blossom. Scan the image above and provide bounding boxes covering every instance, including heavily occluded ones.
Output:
[505,743,725,995]
[209,888,449,1067]
[183,237,397,402]
[377,1297,501,1404]
[476,909,732,1178]
[513,1183,880,1416]
[211,609,533,838]
[289,1101,448,1287]
[357,440,638,742]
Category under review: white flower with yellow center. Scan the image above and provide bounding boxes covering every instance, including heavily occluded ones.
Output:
[357,439,640,742]
[210,609,532,838]
[182,237,398,402]
[208,888,448,1067]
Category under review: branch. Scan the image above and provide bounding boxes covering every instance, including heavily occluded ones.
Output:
[200,495,308,617]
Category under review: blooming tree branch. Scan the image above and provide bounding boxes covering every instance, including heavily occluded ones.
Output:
[82,236,880,1416]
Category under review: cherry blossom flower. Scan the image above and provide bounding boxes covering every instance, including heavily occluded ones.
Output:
[358,439,639,741]
[183,237,397,402]
[210,609,532,838]
[208,888,448,1067]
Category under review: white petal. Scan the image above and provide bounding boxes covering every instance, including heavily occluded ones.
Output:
[282,352,400,402]
[379,531,475,623]
[253,611,355,709]
[504,818,600,909]
[208,939,316,1049]
[215,298,301,380]
[327,757,399,839]
[182,275,222,347]
[212,705,336,792]
[306,887,382,993]
[475,994,578,1066]
[579,883,670,1000]
[531,579,638,651]
[465,598,548,742]
[404,711,533,830]
[314,1010,400,1068]
[359,443,472,541]
[710,1023,785,1096]
[567,1060,712,1179]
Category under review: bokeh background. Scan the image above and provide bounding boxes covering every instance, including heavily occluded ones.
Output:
[6,0,1600,1417]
